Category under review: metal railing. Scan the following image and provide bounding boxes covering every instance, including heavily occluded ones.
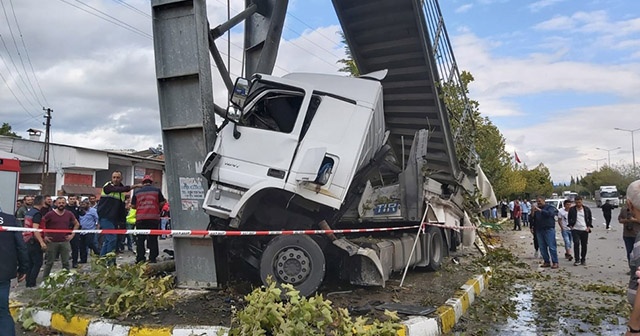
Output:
[421,0,478,172]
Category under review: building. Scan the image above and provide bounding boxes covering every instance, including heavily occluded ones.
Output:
[0,135,165,199]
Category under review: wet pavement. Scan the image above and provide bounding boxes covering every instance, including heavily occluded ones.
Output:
[457,201,629,335]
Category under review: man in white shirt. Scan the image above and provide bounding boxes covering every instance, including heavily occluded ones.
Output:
[508,200,515,220]
[557,199,573,261]
[568,196,593,266]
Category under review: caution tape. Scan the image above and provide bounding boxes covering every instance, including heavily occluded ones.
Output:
[0,222,476,237]
[426,222,478,230]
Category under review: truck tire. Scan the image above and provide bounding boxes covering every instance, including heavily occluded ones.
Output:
[425,228,445,271]
[260,235,325,297]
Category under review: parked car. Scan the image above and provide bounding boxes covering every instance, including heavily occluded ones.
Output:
[545,199,564,210]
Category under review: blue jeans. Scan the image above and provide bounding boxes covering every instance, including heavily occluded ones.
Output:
[536,228,558,264]
[160,218,169,239]
[561,230,573,250]
[0,280,15,336]
[99,218,118,257]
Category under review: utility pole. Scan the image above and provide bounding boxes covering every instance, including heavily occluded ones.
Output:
[614,127,640,174]
[41,107,52,191]
[596,146,621,167]
[588,158,606,171]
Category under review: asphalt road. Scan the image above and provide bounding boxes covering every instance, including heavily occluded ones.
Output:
[494,200,630,334]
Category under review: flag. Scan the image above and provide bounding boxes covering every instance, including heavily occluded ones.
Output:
[515,151,522,164]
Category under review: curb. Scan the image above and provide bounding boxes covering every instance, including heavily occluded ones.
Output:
[11,267,492,336]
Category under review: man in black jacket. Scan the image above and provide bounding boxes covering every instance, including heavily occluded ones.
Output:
[602,200,614,230]
[0,208,29,335]
[568,196,593,266]
[66,195,85,268]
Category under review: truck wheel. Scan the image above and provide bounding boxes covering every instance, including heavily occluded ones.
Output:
[260,235,325,297]
[425,228,445,271]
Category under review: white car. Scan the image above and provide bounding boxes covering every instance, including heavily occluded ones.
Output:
[545,199,564,210]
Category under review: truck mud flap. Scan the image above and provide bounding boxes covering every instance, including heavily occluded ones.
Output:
[333,238,386,287]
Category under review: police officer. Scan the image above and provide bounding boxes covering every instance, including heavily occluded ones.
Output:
[0,206,30,335]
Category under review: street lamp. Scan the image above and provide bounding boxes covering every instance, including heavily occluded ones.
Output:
[587,158,606,170]
[614,127,640,173]
[596,146,621,167]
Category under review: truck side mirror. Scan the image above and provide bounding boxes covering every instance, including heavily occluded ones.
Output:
[230,77,250,108]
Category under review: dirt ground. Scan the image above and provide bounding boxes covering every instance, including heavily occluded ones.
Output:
[14,236,487,334]
[125,246,485,328]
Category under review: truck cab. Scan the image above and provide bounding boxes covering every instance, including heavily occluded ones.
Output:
[595,186,619,208]
[202,73,385,221]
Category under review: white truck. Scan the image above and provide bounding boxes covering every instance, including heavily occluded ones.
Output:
[595,186,619,207]
[200,71,496,295]
[151,0,496,294]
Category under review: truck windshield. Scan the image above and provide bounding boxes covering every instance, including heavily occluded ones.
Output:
[239,81,304,133]
[601,191,618,197]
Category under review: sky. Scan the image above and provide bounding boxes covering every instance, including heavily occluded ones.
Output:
[1,0,640,184]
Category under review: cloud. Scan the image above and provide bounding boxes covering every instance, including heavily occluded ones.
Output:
[528,0,567,12]
[533,15,576,30]
[455,4,474,13]
[0,0,345,152]
[3,0,640,187]
[452,32,640,101]
[449,24,640,182]
[503,103,640,183]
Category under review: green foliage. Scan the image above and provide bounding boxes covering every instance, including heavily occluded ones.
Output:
[17,307,37,331]
[337,31,360,77]
[520,163,554,198]
[30,253,175,320]
[227,278,403,336]
[0,122,21,138]
[580,166,632,196]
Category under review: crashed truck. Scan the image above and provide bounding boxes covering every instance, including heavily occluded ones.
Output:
[152,0,496,296]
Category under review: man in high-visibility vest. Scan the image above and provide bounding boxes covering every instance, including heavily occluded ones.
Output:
[97,171,141,260]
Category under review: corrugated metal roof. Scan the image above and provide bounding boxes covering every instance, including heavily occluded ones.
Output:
[0,149,40,162]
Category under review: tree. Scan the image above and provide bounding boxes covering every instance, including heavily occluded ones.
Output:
[337,32,359,76]
[521,163,554,198]
[580,166,627,195]
[0,123,21,138]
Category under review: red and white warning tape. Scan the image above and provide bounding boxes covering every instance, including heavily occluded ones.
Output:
[0,222,476,237]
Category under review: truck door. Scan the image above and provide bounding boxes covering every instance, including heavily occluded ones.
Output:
[218,88,308,188]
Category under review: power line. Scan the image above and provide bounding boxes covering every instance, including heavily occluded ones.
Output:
[8,0,49,106]
[0,1,42,106]
[0,68,38,118]
[112,0,151,19]
[57,0,152,39]
[216,35,291,74]
[72,0,151,38]
[0,34,41,110]
[285,11,342,49]
[9,113,45,129]
[212,0,340,71]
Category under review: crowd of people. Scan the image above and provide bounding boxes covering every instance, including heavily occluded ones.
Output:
[499,195,610,268]
[492,186,640,334]
[0,171,169,335]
